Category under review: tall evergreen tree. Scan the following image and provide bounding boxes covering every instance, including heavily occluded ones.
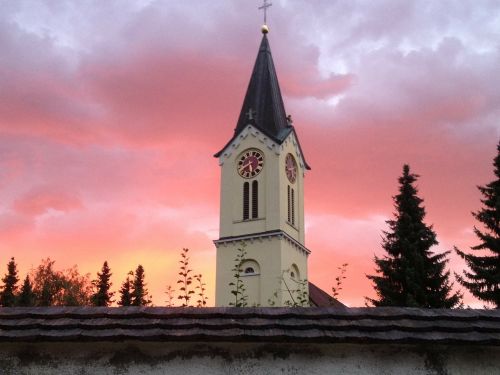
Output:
[367,164,461,308]
[90,261,114,306]
[131,265,151,306]
[118,271,133,306]
[456,141,500,307]
[17,275,36,307]
[0,257,20,307]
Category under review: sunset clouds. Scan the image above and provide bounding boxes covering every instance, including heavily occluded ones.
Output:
[0,0,499,306]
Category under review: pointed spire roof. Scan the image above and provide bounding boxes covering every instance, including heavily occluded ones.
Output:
[215,30,310,170]
[234,34,289,139]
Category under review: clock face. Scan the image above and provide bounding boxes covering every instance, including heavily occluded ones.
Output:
[237,149,264,178]
[285,153,297,183]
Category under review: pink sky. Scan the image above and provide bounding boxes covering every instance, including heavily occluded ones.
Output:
[1,1,499,307]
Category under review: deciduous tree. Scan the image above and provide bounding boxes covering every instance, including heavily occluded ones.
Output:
[31,258,92,306]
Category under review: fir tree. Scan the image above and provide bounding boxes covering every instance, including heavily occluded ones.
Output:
[367,164,461,308]
[118,271,133,306]
[456,141,500,307]
[90,261,114,306]
[17,275,36,307]
[0,257,20,307]
[131,265,151,306]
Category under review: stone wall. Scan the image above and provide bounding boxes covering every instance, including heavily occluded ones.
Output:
[1,341,499,375]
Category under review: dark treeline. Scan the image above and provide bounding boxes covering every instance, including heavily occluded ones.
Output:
[0,248,207,308]
[0,258,151,307]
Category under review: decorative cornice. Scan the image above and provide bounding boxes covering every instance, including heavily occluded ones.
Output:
[218,125,307,174]
[217,124,281,166]
[214,229,310,256]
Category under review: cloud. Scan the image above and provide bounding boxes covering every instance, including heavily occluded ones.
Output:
[0,1,498,306]
[13,186,82,216]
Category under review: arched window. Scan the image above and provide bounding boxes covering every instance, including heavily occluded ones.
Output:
[243,182,249,220]
[240,259,261,305]
[287,185,291,223]
[241,260,260,276]
[252,180,258,219]
[287,185,295,225]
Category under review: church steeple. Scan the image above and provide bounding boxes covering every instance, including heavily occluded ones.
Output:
[215,32,310,169]
[214,27,311,307]
[234,34,289,140]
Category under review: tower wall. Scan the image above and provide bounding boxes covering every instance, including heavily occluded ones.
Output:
[215,126,309,307]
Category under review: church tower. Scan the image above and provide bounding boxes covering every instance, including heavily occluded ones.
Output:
[214,26,310,307]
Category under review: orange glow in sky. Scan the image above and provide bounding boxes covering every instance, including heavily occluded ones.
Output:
[1,1,499,307]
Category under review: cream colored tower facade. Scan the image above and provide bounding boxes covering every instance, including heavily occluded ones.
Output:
[214,31,310,307]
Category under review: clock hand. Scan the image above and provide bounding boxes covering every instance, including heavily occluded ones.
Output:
[239,161,251,172]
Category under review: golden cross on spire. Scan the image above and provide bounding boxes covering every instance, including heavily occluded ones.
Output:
[258,0,272,25]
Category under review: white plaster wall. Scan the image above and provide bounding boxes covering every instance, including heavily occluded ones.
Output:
[217,126,306,241]
[1,342,499,375]
[215,126,309,307]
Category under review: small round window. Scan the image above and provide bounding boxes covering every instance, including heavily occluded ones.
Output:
[245,267,255,274]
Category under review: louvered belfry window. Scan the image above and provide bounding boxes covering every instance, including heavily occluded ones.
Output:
[252,181,258,219]
[287,185,291,223]
[243,182,250,220]
[287,185,295,225]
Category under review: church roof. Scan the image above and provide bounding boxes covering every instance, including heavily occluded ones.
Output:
[235,34,288,139]
[215,33,310,170]
[309,282,346,308]
[1,306,500,344]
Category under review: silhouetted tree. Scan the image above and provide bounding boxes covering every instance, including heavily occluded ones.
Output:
[367,164,461,308]
[31,258,91,306]
[456,141,500,307]
[131,265,151,306]
[0,257,19,307]
[32,258,65,306]
[90,261,114,306]
[61,266,92,306]
[118,271,133,306]
[17,275,36,307]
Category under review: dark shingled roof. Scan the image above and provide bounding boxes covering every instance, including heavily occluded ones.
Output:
[234,34,288,140]
[308,282,346,309]
[214,34,310,169]
[1,306,500,344]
